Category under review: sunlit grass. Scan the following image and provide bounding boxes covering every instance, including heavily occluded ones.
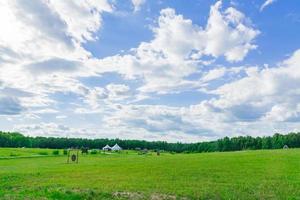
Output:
[0,148,300,199]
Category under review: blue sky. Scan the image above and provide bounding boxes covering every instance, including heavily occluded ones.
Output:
[0,0,300,142]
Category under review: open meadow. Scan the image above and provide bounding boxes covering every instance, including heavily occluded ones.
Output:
[1,148,300,199]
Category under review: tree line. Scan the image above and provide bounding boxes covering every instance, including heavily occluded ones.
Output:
[0,131,299,153]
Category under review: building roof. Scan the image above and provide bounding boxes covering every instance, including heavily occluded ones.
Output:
[102,144,112,150]
[111,143,122,150]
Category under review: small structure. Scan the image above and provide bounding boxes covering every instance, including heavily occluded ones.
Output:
[102,144,112,151]
[111,143,122,151]
[283,145,289,149]
[67,149,79,164]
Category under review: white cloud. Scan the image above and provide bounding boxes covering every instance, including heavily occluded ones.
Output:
[263,103,299,122]
[100,49,300,139]
[131,0,145,12]
[0,0,113,73]
[48,0,112,42]
[2,0,297,142]
[7,46,300,141]
[202,67,226,82]
[211,49,300,122]
[14,122,89,138]
[96,49,300,141]
[33,108,59,114]
[94,1,259,94]
[102,104,221,141]
[0,0,259,118]
[85,84,131,109]
[260,0,276,12]
[205,2,259,61]
[106,84,130,99]
[0,0,113,116]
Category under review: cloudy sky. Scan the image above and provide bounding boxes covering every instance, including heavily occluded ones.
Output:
[0,0,300,142]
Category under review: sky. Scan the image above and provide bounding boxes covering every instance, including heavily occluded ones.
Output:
[0,0,300,142]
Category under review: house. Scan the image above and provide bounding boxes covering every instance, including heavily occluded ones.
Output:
[102,144,112,151]
[111,143,122,151]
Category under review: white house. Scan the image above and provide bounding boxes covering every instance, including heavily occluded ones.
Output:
[102,144,112,151]
[111,143,122,151]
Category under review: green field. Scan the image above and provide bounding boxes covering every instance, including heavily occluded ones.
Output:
[1,148,300,199]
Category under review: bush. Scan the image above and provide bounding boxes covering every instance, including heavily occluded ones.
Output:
[10,153,18,157]
[90,149,98,154]
[38,152,48,155]
[63,149,68,155]
[52,150,59,155]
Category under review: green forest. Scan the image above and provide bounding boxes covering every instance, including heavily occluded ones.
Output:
[0,131,298,153]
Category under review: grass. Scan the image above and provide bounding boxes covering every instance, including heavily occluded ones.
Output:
[0,148,300,199]
[0,148,59,158]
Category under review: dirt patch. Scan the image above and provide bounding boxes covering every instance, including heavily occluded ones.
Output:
[150,193,177,200]
[113,191,145,199]
[113,191,191,200]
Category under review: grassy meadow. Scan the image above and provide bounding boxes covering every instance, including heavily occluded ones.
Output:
[1,148,300,199]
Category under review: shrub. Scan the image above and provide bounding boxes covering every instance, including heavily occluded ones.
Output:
[10,153,18,157]
[38,152,48,155]
[90,149,98,154]
[52,150,59,155]
[63,149,68,155]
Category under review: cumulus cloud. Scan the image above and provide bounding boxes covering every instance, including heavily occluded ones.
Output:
[0,1,83,61]
[0,0,112,113]
[205,2,259,61]
[104,104,214,136]
[96,49,300,140]
[0,0,258,102]
[2,0,297,142]
[211,49,300,122]
[106,84,130,98]
[0,0,111,68]
[85,84,131,109]
[94,1,259,94]
[47,0,112,42]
